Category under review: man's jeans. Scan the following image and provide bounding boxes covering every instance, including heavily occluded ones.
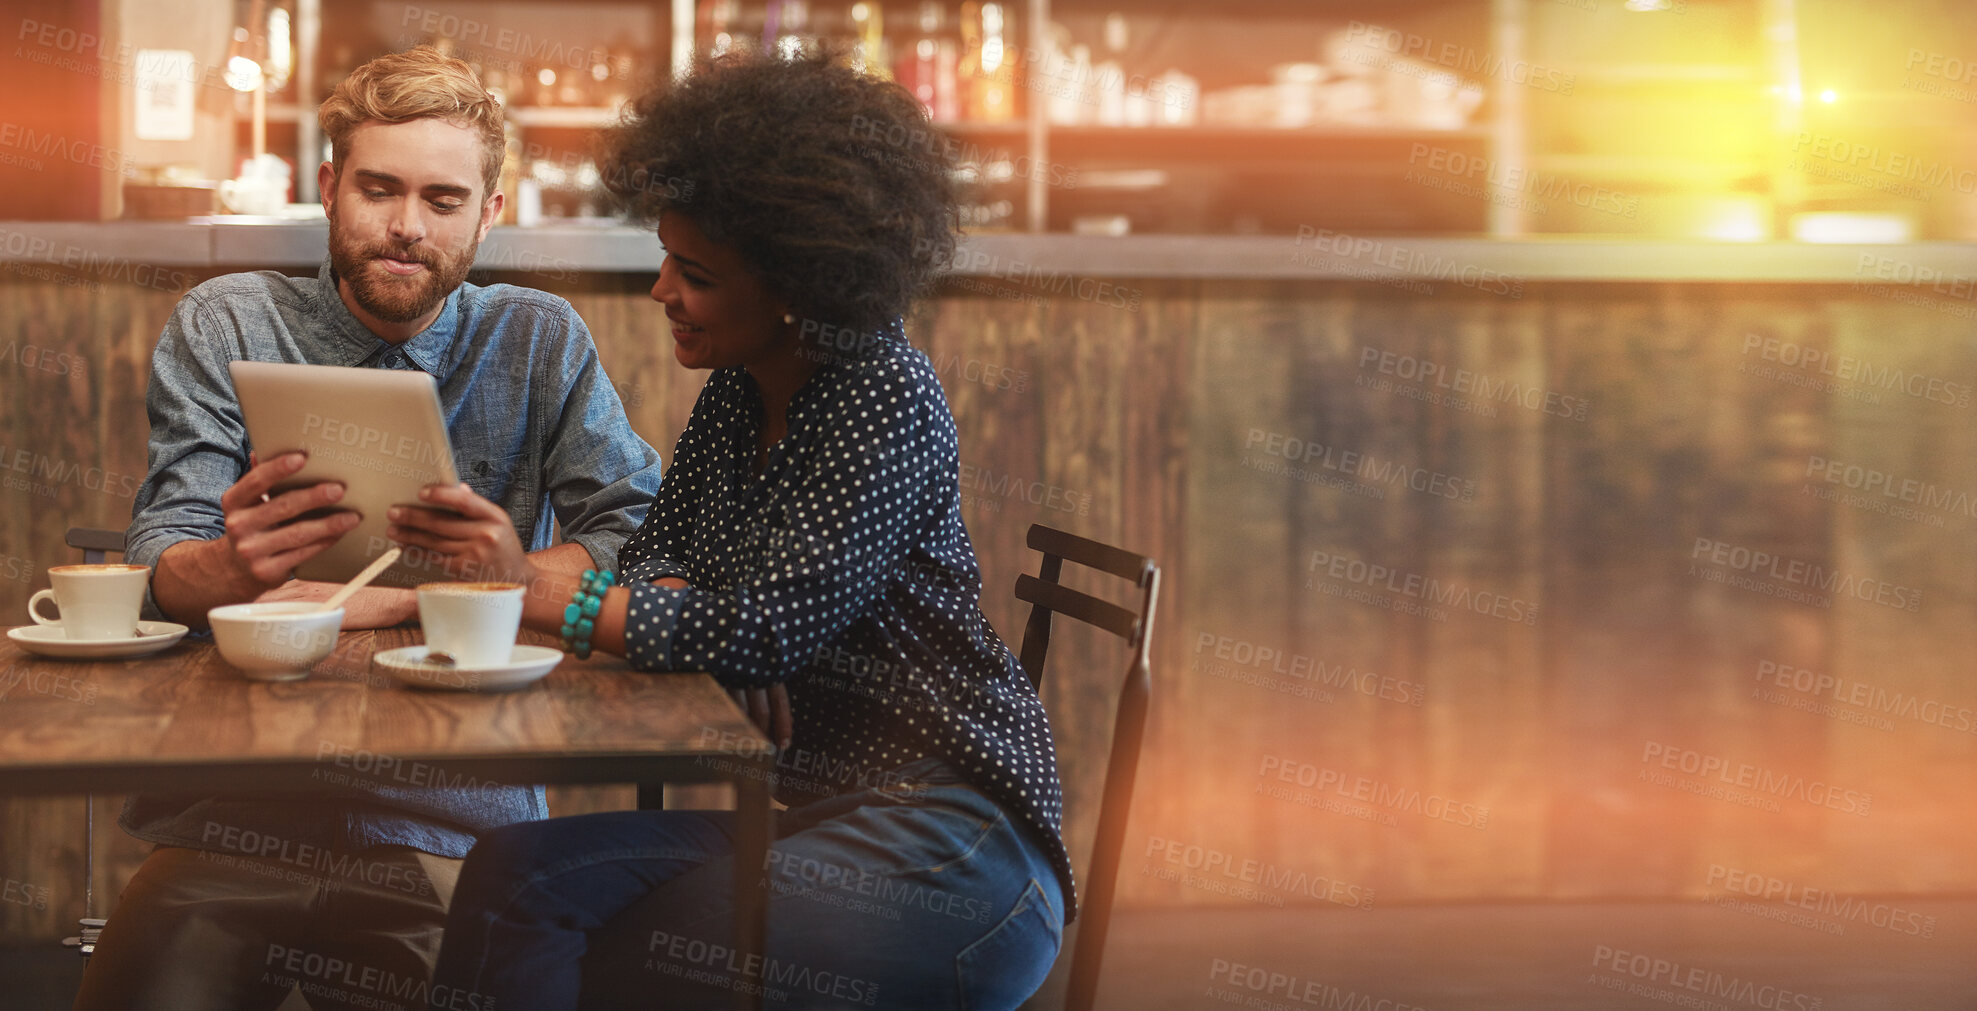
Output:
[431,756,1067,1010]
[73,844,461,1011]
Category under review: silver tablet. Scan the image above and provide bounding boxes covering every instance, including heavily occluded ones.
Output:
[228,360,462,587]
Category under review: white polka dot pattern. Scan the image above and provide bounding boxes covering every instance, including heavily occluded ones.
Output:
[615,321,1078,918]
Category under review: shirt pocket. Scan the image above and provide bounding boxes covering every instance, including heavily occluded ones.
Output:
[459,453,524,501]
[458,453,533,544]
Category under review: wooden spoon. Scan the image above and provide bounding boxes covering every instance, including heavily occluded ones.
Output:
[318,547,402,612]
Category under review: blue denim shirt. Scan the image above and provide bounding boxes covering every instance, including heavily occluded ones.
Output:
[119,259,663,858]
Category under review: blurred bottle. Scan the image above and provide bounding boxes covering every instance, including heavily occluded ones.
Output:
[958,3,982,118]
[1094,12,1127,126]
[896,3,959,121]
[559,54,590,105]
[1040,23,1080,126]
[699,0,741,58]
[1157,67,1197,127]
[850,2,888,78]
[600,38,636,109]
[768,1,819,61]
[966,3,1015,121]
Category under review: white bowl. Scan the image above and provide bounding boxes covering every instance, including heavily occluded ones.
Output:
[208,602,344,681]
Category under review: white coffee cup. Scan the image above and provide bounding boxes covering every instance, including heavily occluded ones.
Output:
[417,582,524,668]
[28,564,150,640]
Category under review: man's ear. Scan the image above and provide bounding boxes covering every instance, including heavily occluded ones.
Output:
[476,188,504,243]
[317,161,336,216]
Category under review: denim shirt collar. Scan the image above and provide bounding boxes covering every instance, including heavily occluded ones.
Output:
[313,258,466,381]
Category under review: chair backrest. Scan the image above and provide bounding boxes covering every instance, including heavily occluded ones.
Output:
[1013,523,1159,1011]
[64,527,127,566]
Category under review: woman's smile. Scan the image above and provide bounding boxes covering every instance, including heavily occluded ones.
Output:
[667,316,706,341]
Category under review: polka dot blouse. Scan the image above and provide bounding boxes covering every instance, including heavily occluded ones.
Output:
[616,319,1078,918]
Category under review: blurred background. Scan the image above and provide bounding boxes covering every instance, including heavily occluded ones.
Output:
[3,0,1976,1007]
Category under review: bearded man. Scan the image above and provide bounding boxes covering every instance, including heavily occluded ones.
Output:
[76,46,660,1009]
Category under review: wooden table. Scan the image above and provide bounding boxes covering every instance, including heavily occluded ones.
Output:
[0,627,776,1011]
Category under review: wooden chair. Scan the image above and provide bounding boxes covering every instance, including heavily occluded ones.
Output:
[1015,524,1160,1011]
[58,526,127,959]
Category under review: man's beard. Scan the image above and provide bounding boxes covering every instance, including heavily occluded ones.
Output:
[327,211,478,325]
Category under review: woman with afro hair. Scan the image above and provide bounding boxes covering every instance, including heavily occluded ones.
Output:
[405,47,1074,1010]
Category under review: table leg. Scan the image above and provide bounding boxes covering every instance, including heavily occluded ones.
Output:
[731,767,771,1011]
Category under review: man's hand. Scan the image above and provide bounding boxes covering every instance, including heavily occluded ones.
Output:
[152,451,362,626]
[220,451,360,586]
[257,580,417,629]
[387,482,532,585]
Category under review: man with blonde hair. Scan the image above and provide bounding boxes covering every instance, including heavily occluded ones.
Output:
[76,46,661,1009]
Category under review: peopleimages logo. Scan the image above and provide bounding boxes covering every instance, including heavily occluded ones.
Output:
[1356,346,1586,419]
[1193,632,1425,706]
[1258,754,1490,829]
[1293,227,1524,298]
[1341,21,1576,95]
[1589,945,1822,1011]
[1688,537,1922,612]
[1741,333,1971,407]
[1406,143,1638,219]
[1639,741,1872,816]
[1145,836,1374,909]
[1244,428,1476,502]
[1789,132,1977,195]
[1206,957,1427,1010]
[1308,550,1539,626]
[1805,455,1977,518]
[1706,863,1935,938]
[1755,659,1977,735]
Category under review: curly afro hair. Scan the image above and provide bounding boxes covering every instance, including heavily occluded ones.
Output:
[602,48,960,334]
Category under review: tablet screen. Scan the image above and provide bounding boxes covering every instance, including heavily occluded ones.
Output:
[229,360,464,587]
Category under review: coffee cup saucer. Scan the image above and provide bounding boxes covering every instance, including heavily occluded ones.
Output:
[373,644,562,693]
[7,621,191,659]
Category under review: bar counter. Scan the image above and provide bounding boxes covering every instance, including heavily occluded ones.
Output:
[4,220,1975,948]
[2,219,1973,282]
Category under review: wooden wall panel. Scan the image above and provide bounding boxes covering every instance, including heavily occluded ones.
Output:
[6,264,1977,947]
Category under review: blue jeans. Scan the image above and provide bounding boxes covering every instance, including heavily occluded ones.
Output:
[430,757,1066,1010]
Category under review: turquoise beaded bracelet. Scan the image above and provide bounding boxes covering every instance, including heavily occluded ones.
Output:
[560,569,615,659]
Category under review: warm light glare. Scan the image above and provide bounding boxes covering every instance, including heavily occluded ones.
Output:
[1819,88,1837,103]
[1792,213,1914,243]
[223,54,263,92]
[1701,209,1767,242]
[1624,0,1672,10]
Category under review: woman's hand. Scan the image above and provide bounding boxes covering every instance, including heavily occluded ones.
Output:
[734,684,793,751]
[646,575,793,748]
[387,483,535,586]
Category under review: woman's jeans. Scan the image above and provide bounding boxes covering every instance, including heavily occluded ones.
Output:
[430,756,1066,1010]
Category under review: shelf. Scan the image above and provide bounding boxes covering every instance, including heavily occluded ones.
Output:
[1529,155,1767,187]
[932,120,1028,137]
[1570,63,1765,85]
[506,106,628,129]
[1047,124,1490,170]
[1054,124,1491,141]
